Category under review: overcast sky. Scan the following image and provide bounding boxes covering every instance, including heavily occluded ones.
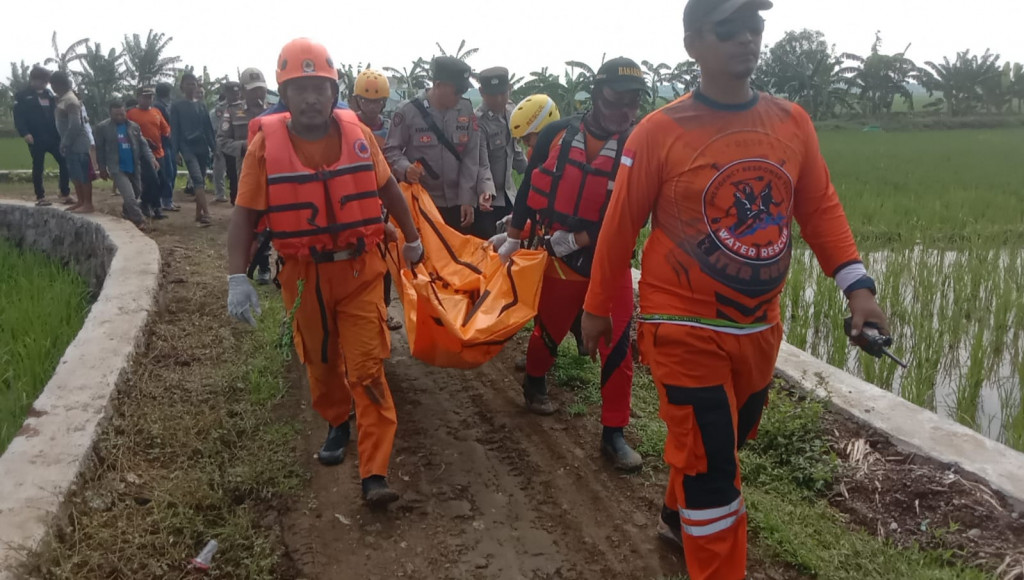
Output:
[2,0,1019,86]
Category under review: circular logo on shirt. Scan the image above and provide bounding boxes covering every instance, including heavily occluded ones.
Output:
[701,159,794,264]
[353,138,371,159]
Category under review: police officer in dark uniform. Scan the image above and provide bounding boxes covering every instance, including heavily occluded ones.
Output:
[218,68,272,282]
[211,81,241,202]
[474,67,527,239]
[384,56,485,233]
[217,69,268,205]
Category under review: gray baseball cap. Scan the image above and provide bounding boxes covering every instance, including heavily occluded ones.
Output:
[683,0,773,33]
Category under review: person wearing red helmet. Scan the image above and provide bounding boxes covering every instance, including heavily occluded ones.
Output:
[227,38,424,507]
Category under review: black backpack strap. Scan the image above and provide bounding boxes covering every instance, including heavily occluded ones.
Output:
[545,122,579,218]
[410,99,462,163]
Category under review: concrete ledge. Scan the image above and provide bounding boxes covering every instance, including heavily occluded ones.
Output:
[629,267,1024,510]
[0,201,161,576]
[775,343,1024,510]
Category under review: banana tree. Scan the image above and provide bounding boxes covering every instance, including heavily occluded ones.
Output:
[435,40,479,62]
[919,49,1001,116]
[383,58,430,100]
[122,30,181,86]
[76,42,125,121]
[840,34,916,115]
[44,31,88,73]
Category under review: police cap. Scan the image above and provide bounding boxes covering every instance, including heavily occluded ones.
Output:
[477,67,510,96]
[431,56,473,94]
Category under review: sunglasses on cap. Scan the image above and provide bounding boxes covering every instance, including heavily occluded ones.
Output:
[711,12,765,42]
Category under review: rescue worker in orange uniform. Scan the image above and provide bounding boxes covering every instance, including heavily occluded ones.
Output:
[581,0,891,576]
[353,69,391,147]
[492,58,648,472]
[227,38,424,507]
[352,69,404,332]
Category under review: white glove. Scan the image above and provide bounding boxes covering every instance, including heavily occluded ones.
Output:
[487,232,508,252]
[547,230,579,258]
[497,238,521,263]
[403,238,424,265]
[227,273,261,327]
[495,214,512,234]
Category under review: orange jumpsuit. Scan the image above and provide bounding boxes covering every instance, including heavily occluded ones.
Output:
[236,121,398,479]
[585,91,863,580]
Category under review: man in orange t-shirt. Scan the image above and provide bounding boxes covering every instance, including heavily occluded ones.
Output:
[581,1,891,578]
[127,86,171,217]
[227,38,424,507]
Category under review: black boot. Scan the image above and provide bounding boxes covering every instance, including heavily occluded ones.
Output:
[317,421,350,466]
[600,427,643,472]
[658,504,683,548]
[152,207,168,220]
[523,375,556,415]
[362,475,400,507]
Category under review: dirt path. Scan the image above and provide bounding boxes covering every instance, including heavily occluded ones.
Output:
[282,327,694,580]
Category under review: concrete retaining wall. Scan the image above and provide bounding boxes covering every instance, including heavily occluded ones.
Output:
[0,201,161,577]
[629,268,1024,510]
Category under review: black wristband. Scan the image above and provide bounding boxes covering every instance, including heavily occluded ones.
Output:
[844,275,877,298]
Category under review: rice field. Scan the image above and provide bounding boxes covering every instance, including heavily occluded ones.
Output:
[0,239,89,454]
[781,128,1024,449]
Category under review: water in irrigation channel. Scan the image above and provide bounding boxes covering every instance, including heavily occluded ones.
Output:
[781,247,1024,448]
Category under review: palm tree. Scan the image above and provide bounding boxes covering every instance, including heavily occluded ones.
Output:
[76,43,125,121]
[512,67,564,104]
[759,29,854,119]
[561,61,598,114]
[123,30,181,86]
[641,60,672,114]
[44,31,88,73]
[0,83,13,122]
[1011,63,1024,114]
[435,40,479,61]
[919,49,1001,116]
[7,60,33,93]
[669,60,699,98]
[840,33,916,115]
[383,59,429,100]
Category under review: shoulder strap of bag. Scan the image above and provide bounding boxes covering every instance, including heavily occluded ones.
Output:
[410,98,462,163]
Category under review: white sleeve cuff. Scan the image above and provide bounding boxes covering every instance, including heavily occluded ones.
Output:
[834,262,868,292]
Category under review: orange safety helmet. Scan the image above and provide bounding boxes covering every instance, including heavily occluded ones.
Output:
[276,38,338,86]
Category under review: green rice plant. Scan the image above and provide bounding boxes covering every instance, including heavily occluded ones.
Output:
[1007,348,1024,450]
[782,254,810,351]
[0,240,89,454]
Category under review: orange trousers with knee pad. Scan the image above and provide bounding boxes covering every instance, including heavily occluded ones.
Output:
[278,250,397,480]
[638,322,783,580]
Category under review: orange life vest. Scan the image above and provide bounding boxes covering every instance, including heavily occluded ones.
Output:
[526,122,629,232]
[261,109,385,259]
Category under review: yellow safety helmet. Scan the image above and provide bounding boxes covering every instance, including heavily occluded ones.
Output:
[510,94,560,139]
[354,69,390,99]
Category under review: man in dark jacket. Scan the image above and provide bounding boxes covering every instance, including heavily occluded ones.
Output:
[171,72,214,226]
[13,66,71,206]
[153,82,179,211]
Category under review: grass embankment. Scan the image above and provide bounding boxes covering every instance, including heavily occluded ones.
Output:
[0,239,88,453]
[552,343,990,579]
[0,137,56,171]
[23,285,300,579]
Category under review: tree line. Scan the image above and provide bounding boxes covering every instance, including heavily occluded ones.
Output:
[2,31,1023,126]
